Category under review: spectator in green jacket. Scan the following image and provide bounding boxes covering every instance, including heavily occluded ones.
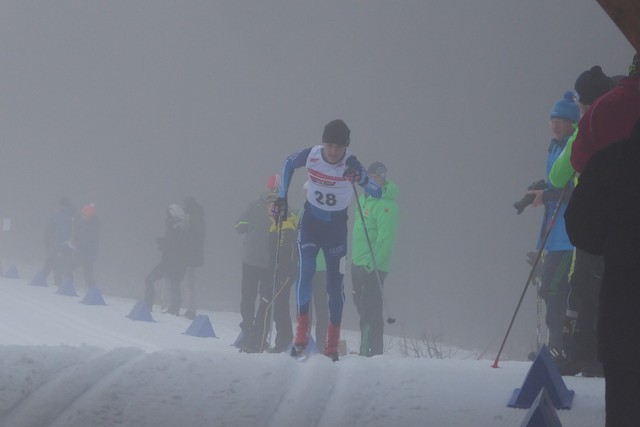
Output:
[351,162,399,356]
[549,66,618,189]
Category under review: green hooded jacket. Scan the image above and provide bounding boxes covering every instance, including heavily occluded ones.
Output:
[549,124,578,188]
[351,179,399,272]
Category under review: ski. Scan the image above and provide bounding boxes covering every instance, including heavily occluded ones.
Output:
[290,345,310,361]
[294,352,311,362]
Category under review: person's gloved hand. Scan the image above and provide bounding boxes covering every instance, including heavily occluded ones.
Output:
[271,197,288,223]
[343,166,368,185]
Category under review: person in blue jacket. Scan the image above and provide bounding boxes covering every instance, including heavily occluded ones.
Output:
[527,91,579,374]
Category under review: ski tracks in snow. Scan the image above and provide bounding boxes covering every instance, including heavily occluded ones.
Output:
[266,354,340,427]
[0,347,146,427]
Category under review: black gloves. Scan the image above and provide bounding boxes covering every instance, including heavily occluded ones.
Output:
[271,197,288,223]
[343,166,368,186]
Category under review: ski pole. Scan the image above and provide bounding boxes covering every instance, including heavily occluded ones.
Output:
[536,278,543,352]
[492,182,571,368]
[265,216,284,350]
[351,182,396,324]
[526,250,545,357]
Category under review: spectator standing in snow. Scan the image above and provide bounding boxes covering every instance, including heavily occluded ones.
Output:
[243,193,297,353]
[37,197,75,287]
[570,53,640,174]
[183,197,206,320]
[565,120,640,427]
[72,203,100,290]
[549,66,619,378]
[351,161,399,357]
[143,204,188,315]
[272,119,382,361]
[548,66,619,189]
[234,175,281,348]
[527,91,579,373]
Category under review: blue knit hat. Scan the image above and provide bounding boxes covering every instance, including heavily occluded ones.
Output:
[549,91,580,123]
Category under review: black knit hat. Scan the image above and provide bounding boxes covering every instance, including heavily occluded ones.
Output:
[322,119,350,146]
[574,66,613,105]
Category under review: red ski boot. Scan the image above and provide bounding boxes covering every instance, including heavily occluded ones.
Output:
[324,323,340,362]
[291,313,310,357]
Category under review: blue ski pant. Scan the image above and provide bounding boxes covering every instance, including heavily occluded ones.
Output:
[296,208,347,326]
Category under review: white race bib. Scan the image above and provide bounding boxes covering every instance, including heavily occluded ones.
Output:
[305,145,354,211]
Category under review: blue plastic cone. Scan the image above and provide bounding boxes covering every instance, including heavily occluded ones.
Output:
[56,278,78,296]
[127,300,155,322]
[29,271,48,287]
[80,287,106,305]
[508,344,575,409]
[519,388,563,427]
[4,264,20,279]
[184,314,217,338]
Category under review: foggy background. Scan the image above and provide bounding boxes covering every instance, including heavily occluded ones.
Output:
[0,1,633,358]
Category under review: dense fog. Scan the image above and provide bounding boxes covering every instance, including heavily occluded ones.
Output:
[0,1,632,358]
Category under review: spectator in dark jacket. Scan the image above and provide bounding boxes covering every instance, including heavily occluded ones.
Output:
[243,200,297,353]
[183,197,206,320]
[234,175,280,348]
[570,53,640,173]
[565,120,640,427]
[73,203,100,290]
[40,197,75,287]
[144,204,188,315]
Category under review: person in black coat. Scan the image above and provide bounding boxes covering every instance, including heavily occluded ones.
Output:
[144,204,188,315]
[565,119,640,427]
[73,203,100,290]
[41,197,75,287]
[183,197,206,319]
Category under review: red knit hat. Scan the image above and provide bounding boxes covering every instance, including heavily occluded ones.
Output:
[81,203,96,219]
[267,174,281,191]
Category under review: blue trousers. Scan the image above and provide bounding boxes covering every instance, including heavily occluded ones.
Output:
[296,207,347,326]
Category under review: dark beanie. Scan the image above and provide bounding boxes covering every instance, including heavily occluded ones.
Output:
[629,52,640,76]
[574,66,613,105]
[322,119,350,146]
[367,161,387,180]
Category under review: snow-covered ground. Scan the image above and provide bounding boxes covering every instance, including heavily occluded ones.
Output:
[0,273,605,427]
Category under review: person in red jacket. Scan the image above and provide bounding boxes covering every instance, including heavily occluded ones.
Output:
[570,53,640,173]
[565,120,640,427]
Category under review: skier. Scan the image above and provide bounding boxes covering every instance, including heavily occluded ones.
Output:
[302,181,329,354]
[271,119,382,361]
[351,161,399,357]
[143,204,188,315]
[526,91,579,373]
[183,197,206,320]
